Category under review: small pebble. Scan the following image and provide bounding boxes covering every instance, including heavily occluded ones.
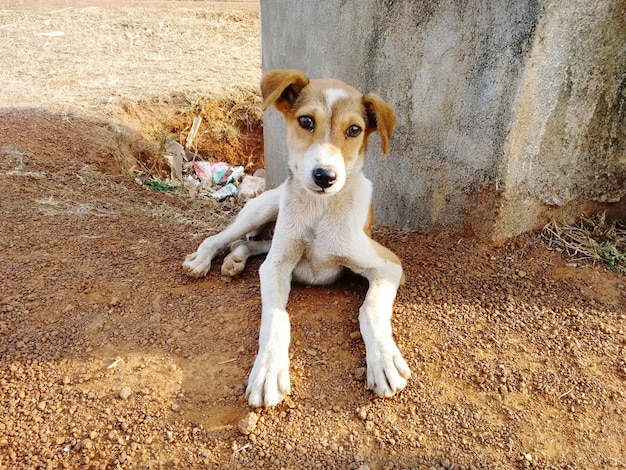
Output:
[118,387,132,400]
[80,438,93,451]
[238,411,258,435]
[354,367,367,381]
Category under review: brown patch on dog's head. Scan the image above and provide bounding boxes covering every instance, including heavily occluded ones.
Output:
[261,70,397,196]
[261,69,310,114]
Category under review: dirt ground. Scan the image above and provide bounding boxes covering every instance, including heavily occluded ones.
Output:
[1,2,625,469]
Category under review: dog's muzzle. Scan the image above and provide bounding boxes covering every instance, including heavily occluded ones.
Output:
[312,167,337,189]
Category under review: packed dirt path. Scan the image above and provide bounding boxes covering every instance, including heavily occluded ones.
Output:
[1,2,625,469]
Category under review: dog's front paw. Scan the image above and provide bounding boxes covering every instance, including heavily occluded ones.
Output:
[182,251,213,278]
[246,349,291,407]
[366,341,411,398]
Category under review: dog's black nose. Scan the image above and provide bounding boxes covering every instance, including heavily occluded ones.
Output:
[312,168,336,189]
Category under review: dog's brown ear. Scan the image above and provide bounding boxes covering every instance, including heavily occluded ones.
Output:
[363,93,397,155]
[261,69,310,114]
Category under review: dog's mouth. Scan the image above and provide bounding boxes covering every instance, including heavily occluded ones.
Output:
[309,187,327,195]
[307,185,336,196]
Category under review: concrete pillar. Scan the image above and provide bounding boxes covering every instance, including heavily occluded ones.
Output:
[260,0,625,240]
[494,0,626,240]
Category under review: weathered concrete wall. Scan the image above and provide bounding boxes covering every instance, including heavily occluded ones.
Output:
[494,0,626,240]
[260,0,625,240]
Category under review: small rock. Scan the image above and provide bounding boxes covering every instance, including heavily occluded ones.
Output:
[349,331,362,340]
[517,270,526,278]
[171,403,180,412]
[237,411,258,435]
[354,367,367,382]
[238,175,266,203]
[118,387,132,400]
[80,438,93,451]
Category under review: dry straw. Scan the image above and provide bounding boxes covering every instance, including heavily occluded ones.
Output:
[0,7,261,116]
[542,213,626,274]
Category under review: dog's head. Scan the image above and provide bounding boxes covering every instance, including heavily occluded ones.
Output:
[261,69,396,196]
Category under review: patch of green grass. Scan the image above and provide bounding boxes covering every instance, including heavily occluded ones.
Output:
[144,179,174,192]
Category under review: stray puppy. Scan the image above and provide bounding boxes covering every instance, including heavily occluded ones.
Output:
[183,69,410,407]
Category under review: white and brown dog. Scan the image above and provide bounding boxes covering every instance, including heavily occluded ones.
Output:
[183,69,410,407]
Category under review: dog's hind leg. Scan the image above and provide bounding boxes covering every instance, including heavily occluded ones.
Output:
[221,239,272,276]
[183,186,281,278]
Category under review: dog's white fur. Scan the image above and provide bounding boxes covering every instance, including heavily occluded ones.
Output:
[183,70,410,407]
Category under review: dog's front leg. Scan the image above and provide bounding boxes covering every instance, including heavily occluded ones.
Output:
[246,245,298,407]
[351,241,411,398]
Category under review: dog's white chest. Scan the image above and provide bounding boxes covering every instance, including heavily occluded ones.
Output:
[273,175,372,284]
[285,210,352,284]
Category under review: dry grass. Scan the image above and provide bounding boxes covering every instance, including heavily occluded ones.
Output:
[181,89,263,168]
[0,5,260,115]
[542,213,626,274]
[0,3,264,175]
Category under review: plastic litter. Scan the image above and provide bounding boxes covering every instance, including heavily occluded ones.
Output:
[228,166,245,184]
[192,161,244,186]
[157,131,262,203]
[211,162,232,184]
[193,161,214,183]
[212,183,239,201]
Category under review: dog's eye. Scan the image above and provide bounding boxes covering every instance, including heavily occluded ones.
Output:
[298,115,315,131]
[346,125,362,138]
